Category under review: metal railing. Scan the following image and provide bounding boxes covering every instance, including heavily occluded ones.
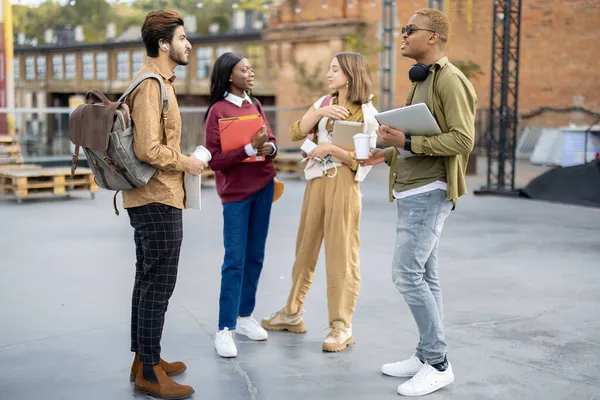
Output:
[0,105,493,162]
[0,106,308,163]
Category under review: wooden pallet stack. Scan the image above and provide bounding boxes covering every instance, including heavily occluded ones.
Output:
[0,134,98,203]
[273,151,304,179]
[201,168,215,186]
[0,135,24,166]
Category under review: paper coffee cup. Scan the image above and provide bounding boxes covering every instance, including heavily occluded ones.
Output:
[353,134,371,160]
[193,145,212,162]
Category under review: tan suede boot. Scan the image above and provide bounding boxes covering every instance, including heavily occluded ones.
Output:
[134,362,195,400]
[130,353,187,382]
[261,308,307,333]
[322,322,354,352]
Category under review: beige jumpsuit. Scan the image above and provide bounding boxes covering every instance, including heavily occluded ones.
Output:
[284,97,364,329]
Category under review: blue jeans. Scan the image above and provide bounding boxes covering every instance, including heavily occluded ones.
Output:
[219,180,274,330]
[392,189,453,365]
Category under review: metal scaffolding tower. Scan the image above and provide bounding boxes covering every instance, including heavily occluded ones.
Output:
[475,0,523,196]
[379,0,396,111]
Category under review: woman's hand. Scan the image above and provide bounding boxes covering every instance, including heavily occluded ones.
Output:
[309,143,335,160]
[318,105,350,121]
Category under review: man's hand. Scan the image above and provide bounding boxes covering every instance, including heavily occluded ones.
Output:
[356,148,387,166]
[377,125,406,148]
[186,155,207,176]
[309,143,335,160]
[257,142,274,157]
[251,126,269,149]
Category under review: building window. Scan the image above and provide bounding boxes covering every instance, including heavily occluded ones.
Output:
[52,55,64,80]
[117,51,130,80]
[246,45,263,72]
[216,46,233,58]
[36,56,46,80]
[428,0,443,10]
[65,54,76,80]
[83,52,94,80]
[96,52,108,80]
[196,47,212,79]
[175,64,186,80]
[132,51,144,73]
[25,57,35,81]
[13,58,20,81]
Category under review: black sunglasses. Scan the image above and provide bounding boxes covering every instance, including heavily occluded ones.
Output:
[401,25,437,36]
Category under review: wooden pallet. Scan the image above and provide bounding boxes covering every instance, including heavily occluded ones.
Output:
[0,163,42,171]
[201,168,215,186]
[274,152,304,178]
[0,135,17,144]
[0,135,24,166]
[0,167,99,203]
[0,156,24,165]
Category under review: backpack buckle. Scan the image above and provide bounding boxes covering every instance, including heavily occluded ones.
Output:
[71,154,78,175]
[103,155,115,168]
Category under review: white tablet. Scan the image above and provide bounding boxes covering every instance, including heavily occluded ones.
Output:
[374,103,441,136]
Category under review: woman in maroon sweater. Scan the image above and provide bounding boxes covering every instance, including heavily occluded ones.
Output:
[204,52,277,358]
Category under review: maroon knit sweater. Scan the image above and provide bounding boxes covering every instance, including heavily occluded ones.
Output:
[204,98,277,204]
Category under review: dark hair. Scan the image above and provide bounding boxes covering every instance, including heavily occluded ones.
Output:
[141,10,184,58]
[204,52,245,121]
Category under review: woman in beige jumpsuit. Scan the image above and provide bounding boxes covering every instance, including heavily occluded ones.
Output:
[261,52,378,352]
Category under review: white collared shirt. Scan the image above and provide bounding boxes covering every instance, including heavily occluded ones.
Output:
[224,91,253,108]
[223,91,276,157]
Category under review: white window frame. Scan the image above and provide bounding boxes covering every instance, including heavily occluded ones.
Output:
[95,52,108,80]
[52,54,64,80]
[196,47,212,79]
[117,51,130,80]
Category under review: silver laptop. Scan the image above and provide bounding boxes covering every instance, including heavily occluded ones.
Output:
[374,103,441,136]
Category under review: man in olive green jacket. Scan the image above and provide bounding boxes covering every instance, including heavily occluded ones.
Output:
[359,8,477,397]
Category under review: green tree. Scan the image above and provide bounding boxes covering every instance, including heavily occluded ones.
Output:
[13,0,272,44]
[453,60,484,81]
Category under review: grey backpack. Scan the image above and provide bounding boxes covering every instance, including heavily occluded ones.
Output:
[69,73,169,213]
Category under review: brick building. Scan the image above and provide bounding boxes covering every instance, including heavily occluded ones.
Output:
[266,0,600,136]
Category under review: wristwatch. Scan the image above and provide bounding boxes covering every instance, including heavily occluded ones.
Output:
[404,135,412,152]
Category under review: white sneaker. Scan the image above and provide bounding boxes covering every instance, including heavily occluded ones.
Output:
[397,363,454,397]
[236,316,268,341]
[381,355,424,377]
[215,328,237,358]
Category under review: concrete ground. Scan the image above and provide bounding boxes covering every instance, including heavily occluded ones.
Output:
[1,163,599,400]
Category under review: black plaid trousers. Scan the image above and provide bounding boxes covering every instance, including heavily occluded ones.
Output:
[127,203,183,365]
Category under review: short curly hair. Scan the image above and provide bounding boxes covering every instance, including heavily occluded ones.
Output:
[416,8,450,44]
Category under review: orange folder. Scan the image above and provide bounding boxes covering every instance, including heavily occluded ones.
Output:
[218,114,265,163]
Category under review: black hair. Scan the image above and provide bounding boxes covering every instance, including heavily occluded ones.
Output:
[204,52,245,121]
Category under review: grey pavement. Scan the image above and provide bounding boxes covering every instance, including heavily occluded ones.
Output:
[1,165,600,400]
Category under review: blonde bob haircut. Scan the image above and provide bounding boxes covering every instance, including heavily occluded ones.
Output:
[333,52,372,104]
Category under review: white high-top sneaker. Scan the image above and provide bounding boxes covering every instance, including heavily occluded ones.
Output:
[214,328,237,358]
[397,363,454,397]
[381,355,424,377]
[236,316,268,341]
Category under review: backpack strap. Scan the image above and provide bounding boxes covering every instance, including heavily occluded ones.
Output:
[118,73,170,118]
[320,95,333,108]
